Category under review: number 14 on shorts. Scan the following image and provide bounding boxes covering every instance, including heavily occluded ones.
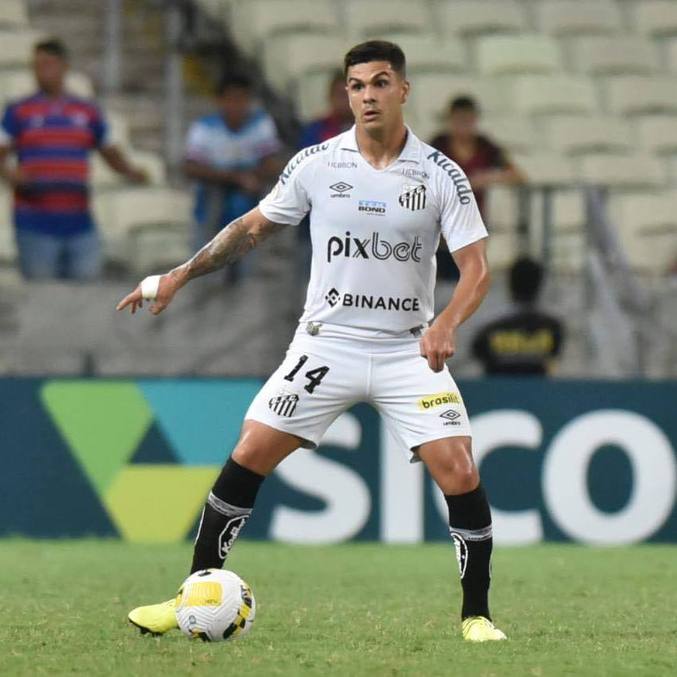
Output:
[283,355,330,394]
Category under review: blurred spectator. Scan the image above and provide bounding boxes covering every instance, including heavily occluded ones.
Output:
[472,257,565,376]
[431,95,525,282]
[430,95,524,218]
[0,39,147,281]
[297,70,353,277]
[299,70,353,148]
[184,73,283,284]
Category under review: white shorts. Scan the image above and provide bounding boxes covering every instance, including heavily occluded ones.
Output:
[245,324,473,461]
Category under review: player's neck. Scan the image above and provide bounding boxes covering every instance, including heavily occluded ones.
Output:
[355,121,408,170]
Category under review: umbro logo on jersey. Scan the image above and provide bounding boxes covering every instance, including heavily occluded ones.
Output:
[327,231,422,262]
[268,393,299,418]
[329,181,353,197]
[399,184,427,211]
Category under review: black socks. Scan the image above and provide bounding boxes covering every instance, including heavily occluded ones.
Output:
[445,483,493,620]
[190,458,265,574]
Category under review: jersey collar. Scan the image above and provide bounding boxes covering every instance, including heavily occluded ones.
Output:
[339,125,422,164]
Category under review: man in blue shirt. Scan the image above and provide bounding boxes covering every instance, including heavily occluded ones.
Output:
[184,73,283,283]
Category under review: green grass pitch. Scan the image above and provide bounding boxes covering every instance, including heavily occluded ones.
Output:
[1,541,676,676]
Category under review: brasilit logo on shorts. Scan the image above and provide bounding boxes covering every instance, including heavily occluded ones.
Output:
[417,391,461,410]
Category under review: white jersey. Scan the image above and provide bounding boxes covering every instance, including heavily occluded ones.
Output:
[259,126,488,334]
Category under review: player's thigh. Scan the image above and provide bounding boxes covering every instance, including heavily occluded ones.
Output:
[417,435,478,495]
[15,230,61,280]
[371,349,472,460]
[245,343,365,455]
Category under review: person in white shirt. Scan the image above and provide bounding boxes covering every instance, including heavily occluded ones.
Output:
[117,41,505,643]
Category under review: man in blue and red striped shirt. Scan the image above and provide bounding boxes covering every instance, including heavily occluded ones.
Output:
[0,38,147,280]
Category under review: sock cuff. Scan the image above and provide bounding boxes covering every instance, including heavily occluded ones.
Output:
[207,491,253,517]
[449,524,493,542]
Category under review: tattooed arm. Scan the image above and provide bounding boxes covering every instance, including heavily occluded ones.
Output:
[116,207,286,315]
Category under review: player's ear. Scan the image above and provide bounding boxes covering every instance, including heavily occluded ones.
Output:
[400,78,410,104]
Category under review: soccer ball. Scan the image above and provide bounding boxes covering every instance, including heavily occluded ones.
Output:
[175,568,256,641]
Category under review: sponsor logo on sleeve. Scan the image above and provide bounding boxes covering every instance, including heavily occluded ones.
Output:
[417,391,462,410]
[426,150,474,204]
[279,142,329,184]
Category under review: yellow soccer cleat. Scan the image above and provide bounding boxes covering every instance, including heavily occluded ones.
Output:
[128,598,179,636]
[462,616,507,642]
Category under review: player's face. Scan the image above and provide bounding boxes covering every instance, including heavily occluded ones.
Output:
[346,61,409,131]
[33,50,67,93]
[218,86,252,129]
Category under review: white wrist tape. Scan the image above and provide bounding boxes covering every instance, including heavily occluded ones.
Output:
[140,275,162,301]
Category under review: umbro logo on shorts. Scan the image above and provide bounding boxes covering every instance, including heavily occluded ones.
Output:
[440,409,461,426]
[398,184,427,211]
[268,393,299,417]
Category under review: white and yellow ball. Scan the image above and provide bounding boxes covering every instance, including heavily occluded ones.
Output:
[175,569,255,641]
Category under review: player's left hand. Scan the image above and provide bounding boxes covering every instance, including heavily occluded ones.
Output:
[419,322,456,372]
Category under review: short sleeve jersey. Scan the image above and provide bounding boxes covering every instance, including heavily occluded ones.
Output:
[0,93,110,235]
[259,126,488,334]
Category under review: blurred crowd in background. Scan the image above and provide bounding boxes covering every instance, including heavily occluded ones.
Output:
[0,0,674,379]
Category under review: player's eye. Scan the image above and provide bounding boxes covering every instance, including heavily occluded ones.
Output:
[349,82,363,91]
[375,79,389,88]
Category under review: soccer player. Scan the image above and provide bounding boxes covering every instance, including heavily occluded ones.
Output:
[117,41,505,642]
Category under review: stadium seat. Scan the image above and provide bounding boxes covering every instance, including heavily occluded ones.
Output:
[263,34,347,91]
[0,0,28,27]
[481,115,542,153]
[512,152,576,185]
[666,37,677,72]
[0,31,44,68]
[95,187,191,265]
[437,1,527,37]
[544,116,633,155]
[127,150,167,185]
[570,36,658,75]
[636,115,677,154]
[1,69,94,100]
[512,75,598,115]
[128,227,192,274]
[342,0,432,40]
[534,189,588,231]
[296,71,335,122]
[106,111,131,148]
[605,76,677,114]
[608,191,677,271]
[578,154,666,188]
[230,0,339,54]
[537,0,623,35]
[380,35,466,74]
[476,35,563,75]
[410,75,509,128]
[634,0,677,37]
[0,189,17,263]
[485,186,520,229]
[485,228,517,271]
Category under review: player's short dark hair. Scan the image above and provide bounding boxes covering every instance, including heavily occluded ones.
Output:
[449,95,480,114]
[509,257,544,304]
[34,38,69,61]
[216,72,254,95]
[343,40,406,78]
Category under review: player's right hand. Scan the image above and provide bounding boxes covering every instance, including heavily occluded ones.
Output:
[115,274,177,316]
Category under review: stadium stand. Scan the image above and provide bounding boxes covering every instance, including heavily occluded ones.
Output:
[1,0,675,379]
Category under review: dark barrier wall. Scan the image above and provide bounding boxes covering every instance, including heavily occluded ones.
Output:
[1,378,675,544]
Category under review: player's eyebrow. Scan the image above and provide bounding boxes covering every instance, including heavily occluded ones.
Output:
[347,70,392,85]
